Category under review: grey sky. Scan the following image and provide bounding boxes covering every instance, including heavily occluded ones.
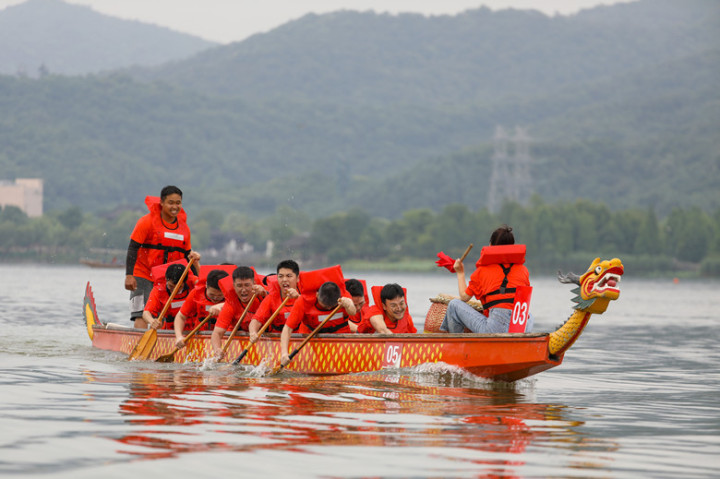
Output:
[0,0,633,43]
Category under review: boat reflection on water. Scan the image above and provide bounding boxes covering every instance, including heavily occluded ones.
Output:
[82,364,617,475]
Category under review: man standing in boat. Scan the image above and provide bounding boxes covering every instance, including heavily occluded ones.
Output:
[125,185,201,325]
[361,283,417,334]
[210,266,267,360]
[439,225,533,333]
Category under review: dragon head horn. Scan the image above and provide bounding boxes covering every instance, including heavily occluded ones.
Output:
[557,270,581,285]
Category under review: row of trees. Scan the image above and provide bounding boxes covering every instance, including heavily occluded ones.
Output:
[1,199,719,276]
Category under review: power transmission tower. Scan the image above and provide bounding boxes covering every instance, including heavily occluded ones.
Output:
[487,125,532,213]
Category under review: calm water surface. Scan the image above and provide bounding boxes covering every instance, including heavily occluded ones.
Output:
[0,264,718,478]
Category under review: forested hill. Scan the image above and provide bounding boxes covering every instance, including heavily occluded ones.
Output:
[132,0,718,106]
[0,0,216,76]
[0,0,718,219]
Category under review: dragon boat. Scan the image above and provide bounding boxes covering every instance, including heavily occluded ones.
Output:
[82,257,623,382]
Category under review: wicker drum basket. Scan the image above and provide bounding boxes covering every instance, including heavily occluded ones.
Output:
[424,294,484,333]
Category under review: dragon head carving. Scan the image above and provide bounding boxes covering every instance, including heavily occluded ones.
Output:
[558,257,624,314]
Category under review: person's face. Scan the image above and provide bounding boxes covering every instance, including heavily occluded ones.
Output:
[382,296,406,322]
[351,295,365,311]
[166,279,177,293]
[160,193,182,220]
[205,286,224,303]
[277,268,298,292]
[233,278,255,303]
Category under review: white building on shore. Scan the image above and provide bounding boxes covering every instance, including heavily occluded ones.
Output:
[0,178,43,217]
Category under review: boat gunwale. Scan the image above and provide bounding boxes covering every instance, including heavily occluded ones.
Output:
[94,324,549,340]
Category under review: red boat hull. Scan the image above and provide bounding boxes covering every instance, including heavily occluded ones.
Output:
[91,326,563,381]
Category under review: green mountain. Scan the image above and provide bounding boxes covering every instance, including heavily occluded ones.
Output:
[0,0,216,76]
[132,0,717,107]
[0,0,717,220]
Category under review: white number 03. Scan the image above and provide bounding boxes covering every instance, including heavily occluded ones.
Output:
[512,301,529,326]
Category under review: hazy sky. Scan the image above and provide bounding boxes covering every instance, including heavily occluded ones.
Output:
[0,0,633,43]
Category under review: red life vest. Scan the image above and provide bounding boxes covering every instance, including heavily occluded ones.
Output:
[180,284,225,331]
[146,260,197,329]
[287,265,352,333]
[287,296,352,333]
[347,279,369,326]
[216,272,265,331]
[362,286,416,334]
[141,197,192,279]
[144,283,192,330]
[472,244,528,314]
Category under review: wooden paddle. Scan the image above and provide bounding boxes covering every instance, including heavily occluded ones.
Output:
[268,303,343,376]
[155,314,212,363]
[128,257,196,361]
[218,293,258,361]
[459,243,474,262]
[231,296,289,365]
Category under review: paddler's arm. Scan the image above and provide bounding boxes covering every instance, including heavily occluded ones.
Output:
[210,326,226,360]
[141,310,158,330]
[279,324,294,366]
[174,312,188,348]
[369,314,391,334]
[124,240,140,291]
[454,259,472,302]
[208,302,224,317]
[248,318,261,343]
[187,250,201,275]
[338,297,356,316]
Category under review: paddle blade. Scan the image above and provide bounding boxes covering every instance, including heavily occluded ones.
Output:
[231,348,249,365]
[267,364,284,377]
[155,349,178,363]
[128,329,157,360]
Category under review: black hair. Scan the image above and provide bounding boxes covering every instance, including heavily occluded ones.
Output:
[317,282,341,308]
[490,224,515,246]
[165,264,186,283]
[345,279,364,297]
[276,259,300,276]
[232,266,255,281]
[206,269,229,289]
[380,283,404,304]
[160,185,183,200]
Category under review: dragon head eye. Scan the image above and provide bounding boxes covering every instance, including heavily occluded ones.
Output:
[595,266,602,275]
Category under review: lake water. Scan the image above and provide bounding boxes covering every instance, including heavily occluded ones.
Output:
[0,264,718,478]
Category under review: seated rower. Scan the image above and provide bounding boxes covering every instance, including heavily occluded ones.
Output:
[141,263,195,330]
[211,266,267,360]
[174,269,229,349]
[279,281,356,367]
[248,259,301,343]
[363,283,417,334]
[345,278,370,333]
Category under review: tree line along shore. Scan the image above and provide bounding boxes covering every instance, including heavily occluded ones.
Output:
[1,199,718,277]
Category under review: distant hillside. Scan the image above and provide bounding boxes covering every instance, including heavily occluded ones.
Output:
[0,0,216,76]
[132,0,718,107]
[0,0,717,220]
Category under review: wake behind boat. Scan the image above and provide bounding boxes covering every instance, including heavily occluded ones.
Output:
[82,257,623,382]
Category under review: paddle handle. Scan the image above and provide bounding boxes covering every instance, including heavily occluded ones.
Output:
[459,243,474,262]
[156,257,196,326]
[183,314,212,342]
[220,293,258,357]
[289,303,343,360]
[232,296,290,365]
